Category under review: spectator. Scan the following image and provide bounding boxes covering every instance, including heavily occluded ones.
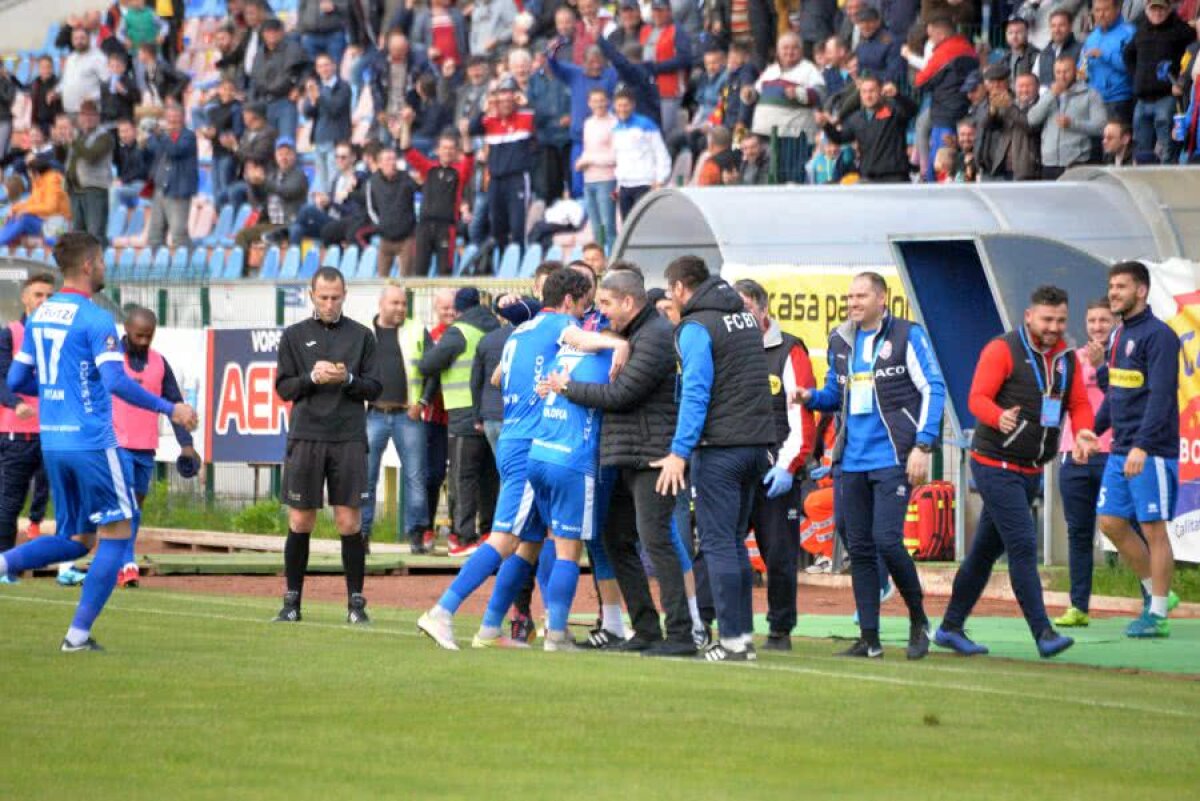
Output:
[411,0,468,69]
[737,132,772,183]
[853,7,905,86]
[1081,0,1136,123]
[61,27,108,115]
[157,0,186,59]
[1028,54,1107,178]
[612,85,671,219]
[120,0,167,51]
[303,54,354,193]
[470,314,511,456]
[808,133,856,183]
[576,87,619,248]
[466,78,537,252]
[836,0,866,50]
[29,57,64,137]
[991,17,1040,85]
[1102,118,1136,164]
[448,54,490,123]
[50,114,75,167]
[213,24,248,90]
[913,17,978,180]
[1180,45,1200,164]
[290,142,368,245]
[974,63,1041,180]
[527,195,587,248]
[111,118,151,210]
[402,130,475,275]
[595,36,665,124]
[609,0,647,52]
[571,0,616,62]
[1026,1,1085,52]
[919,0,976,29]
[469,0,518,60]
[0,158,69,246]
[348,0,386,50]
[694,125,734,185]
[250,18,308,141]
[819,75,916,182]
[200,78,245,204]
[135,43,190,108]
[642,0,694,139]
[715,149,742,183]
[364,145,419,275]
[369,30,435,133]
[298,0,351,66]
[799,0,839,60]
[676,45,729,158]
[880,0,920,42]
[241,0,273,77]
[525,46,574,200]
[747,32,826,182]
[100,52,141,125]
[821,35,852,99]
[1124,0,1193,163]
[143,104,198,249]
[952,118,979,181]
[219,101,276,208]
[0,64,16,161]
[550,5,581,64]
[1033,10,1083,89]
[65,101,113,245]
[403,73,455,155]
[237,137,311,248]
[716,42,761,136]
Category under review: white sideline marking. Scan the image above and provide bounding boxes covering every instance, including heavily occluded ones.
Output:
[0,593,1189,719]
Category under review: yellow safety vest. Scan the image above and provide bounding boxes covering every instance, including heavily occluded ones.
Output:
[397,318,427,405]
[441,321,485,410]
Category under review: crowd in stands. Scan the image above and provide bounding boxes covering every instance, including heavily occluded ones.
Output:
[0,0,1198,279]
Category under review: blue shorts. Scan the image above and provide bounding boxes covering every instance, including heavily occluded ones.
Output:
[528,458,595,541]
[125,450,156,498]
[43,448,138,538]
[491,438,547,540]
[1097,453,1179,523]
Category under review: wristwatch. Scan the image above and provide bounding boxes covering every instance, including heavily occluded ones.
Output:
[914,443,933,454]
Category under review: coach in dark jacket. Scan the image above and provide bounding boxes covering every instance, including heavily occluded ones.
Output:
[549,268,695,656]
[821,75,916,182]
[471,324,511,452]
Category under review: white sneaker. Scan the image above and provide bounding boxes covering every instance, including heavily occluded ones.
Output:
[805,556,833,574]
[417,609,459,651]
[543,632,579,652]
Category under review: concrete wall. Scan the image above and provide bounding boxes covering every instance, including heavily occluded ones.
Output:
[0,0,101,53]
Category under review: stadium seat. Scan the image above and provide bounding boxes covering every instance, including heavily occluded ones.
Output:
[170,247,190,278]
[299,248,320,280]
[133,248,154,280]
[338,245,359,277]
[321,245,341,268]
[453,244,477,277]
[118,248,137,279]
[259,246,281,279]
[223,248,246,279]
[41,24,61,55]
[564,246,580,264]
[518,243,543,278]
[203,204,234,246]
[544,245,563,263]
[30,247,46,263]
[279,247,301,279]
[124,207,146,237]
[149,247,172,280]
[13,247,28,259]
[208,248,225,279]
[0,246,9,258]
[103,247,116,274]
[107,206,128,244]
[224,204,253,246]
[189,248,209,279]
[495,243,521,278]
[356,247,378,279]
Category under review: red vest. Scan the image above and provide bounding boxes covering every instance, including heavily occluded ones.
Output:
[0,320,39,435]
[640,24,683,99]
[113,348,165,451]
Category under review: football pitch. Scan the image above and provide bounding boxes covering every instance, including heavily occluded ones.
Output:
[1,583,1197,801]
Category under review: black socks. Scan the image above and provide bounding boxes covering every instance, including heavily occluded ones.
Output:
[341,532,366,597]
[285,531,311,595]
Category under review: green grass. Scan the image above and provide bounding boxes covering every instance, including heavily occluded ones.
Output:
[1,583,1197,801]
[1046,562,1200,603]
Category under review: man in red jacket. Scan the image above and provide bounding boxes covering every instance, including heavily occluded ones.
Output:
[641,0,694,140]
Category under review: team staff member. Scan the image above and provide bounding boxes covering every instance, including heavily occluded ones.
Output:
[274,267,382,625]
[1054,299,1117,628]
[0,273,56,583]
[417,287,500,556]
[1096,262,1181,638]
[655,256,774,663]
[363,285,431,554]
[735,279,816,652]
[112,307,199,588]
[799,272,944,660]
[421,288,457,552]
[936,286,1096,659]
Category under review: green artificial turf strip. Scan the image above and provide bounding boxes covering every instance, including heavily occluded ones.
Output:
[0,583,1196,801]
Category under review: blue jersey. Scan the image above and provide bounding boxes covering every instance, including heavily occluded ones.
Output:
[529,348,612,476]
[17,290,124,451]
[499,311,577,442]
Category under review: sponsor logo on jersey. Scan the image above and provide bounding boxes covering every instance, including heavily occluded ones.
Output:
[33,301,79,325]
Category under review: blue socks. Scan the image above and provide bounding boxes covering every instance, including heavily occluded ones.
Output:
[482,553,535,629]
[67,538,127,644]
[121,511,140,566]
[0,536,89,576]
[546,560,581,634]
[536,540,556,597]
[437,542,503,614]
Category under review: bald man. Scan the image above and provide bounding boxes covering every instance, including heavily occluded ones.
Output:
[419,288,458,552]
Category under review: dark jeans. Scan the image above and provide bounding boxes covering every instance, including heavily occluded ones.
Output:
[290,203,333,244]
[602,467,692,644]
[618,185,650,220]
[267,97,299,141]
[691,445,769,641]
[486,172,528,252]
[750,476,801,635]
[301,30,347,66]
[944,461,1050,639]
[536,139,571,201]
[1058,452,1107,613]
[413,219,455,277]
[449,432,498,541]
[426,422,448,528]
[212,152,237,203]
[834,465,926,632]
[70,188,109,246]
[0,436,43,553]
[1105,99,1135,126]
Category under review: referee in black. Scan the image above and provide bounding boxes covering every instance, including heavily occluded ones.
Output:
[274,267,382,625]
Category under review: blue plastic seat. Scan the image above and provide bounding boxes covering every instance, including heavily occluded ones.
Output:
[118,248,137,279]
[338,245,359,278]
[518,243,543,278]
[106,206,128,243]
[299,248,320,280]
[133,248,154,280]
[149,247,172,280]
[30,247,46,263]
[203,204,234,246]
[189,248,209,279]
[279,247,301,279]
[223,204,253,246]
[356,247,378,279]
[208,248,225,279]
[544,245,563,263]
[223,248,245,279]
[496,243,521,278]
[169,247,190,278]
[124,207,146,237]
[321,246,341,267]
[259,246,281,279]
[453,244,477,277]
[103,246,116,271]
[12,247,28,260]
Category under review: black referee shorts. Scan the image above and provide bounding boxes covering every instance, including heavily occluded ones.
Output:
[283,439,369,510]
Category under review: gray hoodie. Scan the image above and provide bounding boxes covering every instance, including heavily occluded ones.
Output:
[1027,80,1106,168]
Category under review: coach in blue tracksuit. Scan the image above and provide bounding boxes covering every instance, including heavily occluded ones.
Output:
[1096,261,1181,638]
[655,256,774,663]
[799,271,945,660]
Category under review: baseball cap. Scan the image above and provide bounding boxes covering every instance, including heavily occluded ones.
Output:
[275,136,296,150]
[982,63,1009,82]
[960,70,982,95]
[650,0,670,9]
[261,17,285,32]
[619,0,640,9]
[455,287,481,312]
[854,7,881,22]
[1146,0,1169,7]
[495,75,519,92]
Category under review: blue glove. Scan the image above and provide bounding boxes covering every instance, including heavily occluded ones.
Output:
[762,466,794,499]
